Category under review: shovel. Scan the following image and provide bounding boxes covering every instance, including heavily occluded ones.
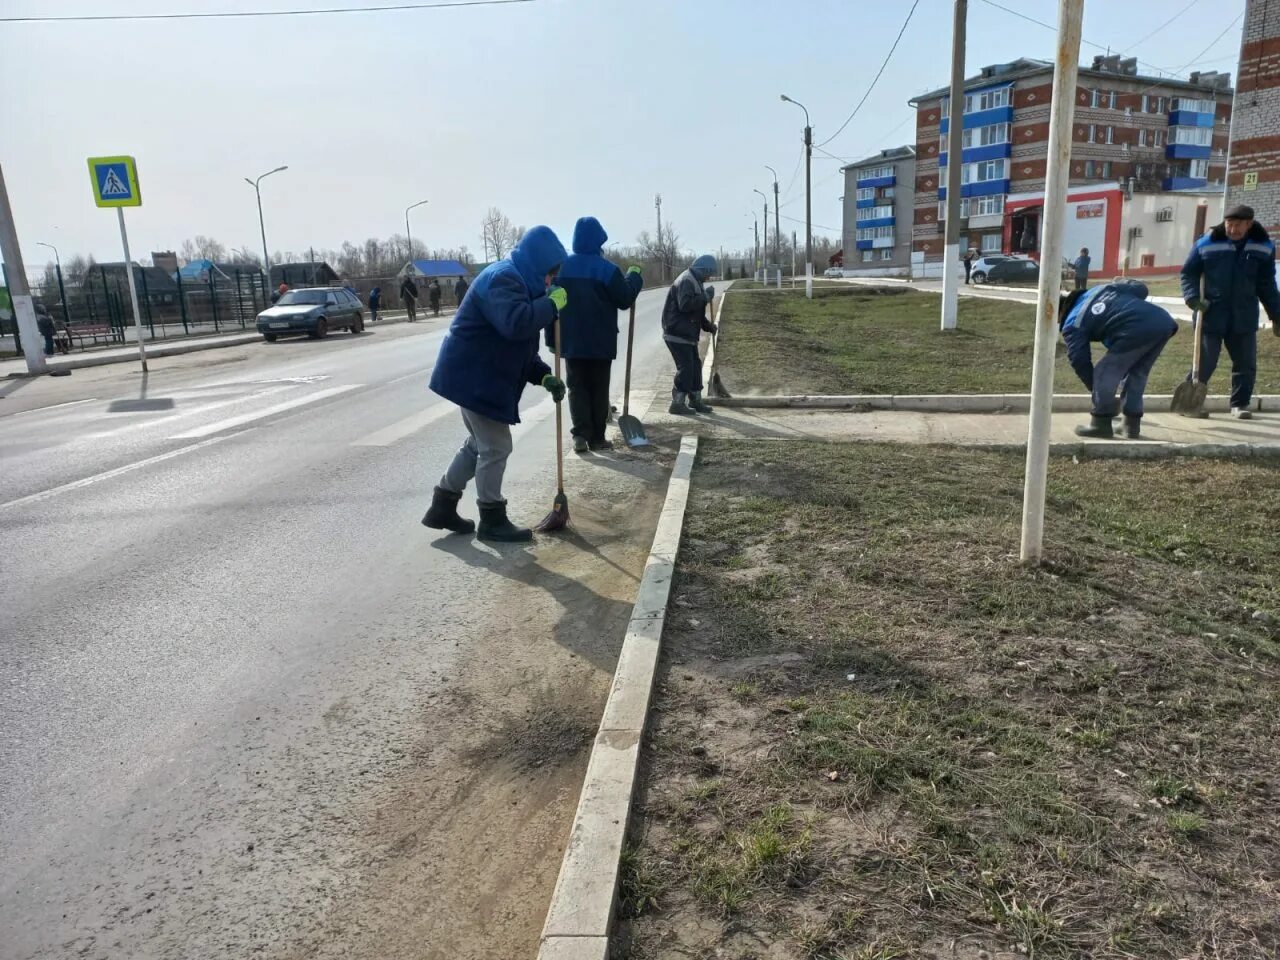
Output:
[617,304,650,447]
[1171,281,1208,416]
[534,315,571,532]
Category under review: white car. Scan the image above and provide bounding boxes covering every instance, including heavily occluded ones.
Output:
[968,254,1015,284]
[823,267,843,278]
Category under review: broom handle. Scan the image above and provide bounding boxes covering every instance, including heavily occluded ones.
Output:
[623,305,635,417]
[1191,274,1205,381]
[554,314,564,494]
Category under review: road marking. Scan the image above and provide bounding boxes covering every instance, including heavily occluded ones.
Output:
[0,397,99,420]
[0,431,250,512]
[512,396,557,441]
[351,399,456,446]
[386,365,434,386]
[89,385,298,439]
[170,384,361,439]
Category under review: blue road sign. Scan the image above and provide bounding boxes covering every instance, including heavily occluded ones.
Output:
[87,155,141,207]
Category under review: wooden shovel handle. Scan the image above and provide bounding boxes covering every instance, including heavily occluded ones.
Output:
[623,305,635,417]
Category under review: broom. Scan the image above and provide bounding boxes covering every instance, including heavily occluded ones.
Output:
[535,313,570,532]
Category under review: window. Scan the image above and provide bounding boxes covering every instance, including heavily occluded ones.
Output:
[861,250,874,262]
[1109,90,1118,109]
[1087,124,1097,143]
[881,186,895,199]
[856,187,875,201]
[856,205,894,221]
[1189,158,1209,178]
[1106,125,1114,144]
[961,122,1011,148]
[961,158,1006,184]
[1172,97,1215,115]
[880,248,894,261]
[1138,128,1147,147]
[1173,126,1213,146]
[1141,94,1149,113]
[1085,160,1095,178]
[963,87,1011,113]
[1153,129,1166,148]
[1155,96,1166,113]
[1101,161,1112,178]
[981,234,1002,253]
[855,225,894,241]
[1091,89,1102,108]
[958,195,1005,217]
[860,165,894,180]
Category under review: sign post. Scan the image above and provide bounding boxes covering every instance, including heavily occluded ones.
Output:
[0,164,47,375]
[88,155,147,372]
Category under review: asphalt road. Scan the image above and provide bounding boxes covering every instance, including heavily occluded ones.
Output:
[0,286,682,960]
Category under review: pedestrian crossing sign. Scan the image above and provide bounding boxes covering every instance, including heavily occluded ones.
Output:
[87,155,141,207]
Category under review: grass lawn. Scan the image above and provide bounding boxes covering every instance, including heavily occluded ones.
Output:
[717,286,1280,396]
[620,441,1280,960]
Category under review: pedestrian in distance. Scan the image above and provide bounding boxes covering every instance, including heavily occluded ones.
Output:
[548,216,643,453]
[1073,247,1091,291]
[401,274,420,322]
[368,286,381,323]
[36,309,55,356]
[271,282,288,305]
[428,278,442,317]
[662,254,718,416]
[1181,204,1280,419]
[1060,280,1178,440]
[454,276,469,304]
[963,249,974,285]
[423,225,569,543]
[53,315,71,354]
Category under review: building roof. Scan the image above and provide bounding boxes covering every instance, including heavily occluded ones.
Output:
[909,56,1233,105]
[176,259,262,282]
[402,259,471,279]
[92,261,178,292]
[841,145,916,172]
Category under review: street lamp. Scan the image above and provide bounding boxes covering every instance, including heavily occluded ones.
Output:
[765,165,780,265]
[36,240,69,325]
[245,165,288,290]
[753,188,768,274]
[405,199,429,268]
[780,94,813,295]
[35,240,60,270]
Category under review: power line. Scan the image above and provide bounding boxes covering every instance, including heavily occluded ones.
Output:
[818,0,922,148]
[1129,0,1201,50]
[0,0,533,23]
[780,213,838,233]
[1131,11,1244,99]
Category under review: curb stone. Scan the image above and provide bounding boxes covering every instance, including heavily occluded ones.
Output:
[712,394,1280,413]
[537,435,699,958]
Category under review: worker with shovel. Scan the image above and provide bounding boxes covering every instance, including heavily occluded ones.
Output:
[662,254,718,415]
[549,216,643,453]
[1060,280,1178,440]
[423,225,569,542]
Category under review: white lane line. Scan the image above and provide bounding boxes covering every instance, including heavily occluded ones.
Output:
[170,384,361,439]
[351,399,456,447]
[386,365,435,387]
[512,396,557,442]
[89,385,299,439]
[0,431,251,512]
[0,397,100,420]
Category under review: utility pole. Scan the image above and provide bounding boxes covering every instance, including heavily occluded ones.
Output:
[246,165,287,292]
[1020,0,1085,564]
[781,94,813,297]
[941,0,967,331]
[0,164,47,374]
[766,165,781,266]
[405,199,428,270]
[754,218,760,276]
[754,188,769,280]
[654,193,664,284]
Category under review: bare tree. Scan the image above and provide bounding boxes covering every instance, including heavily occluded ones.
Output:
[635,223,683,281]
[179,235,228,263]
[482,207,523,261]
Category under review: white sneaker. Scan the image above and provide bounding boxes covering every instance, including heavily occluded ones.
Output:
[1231,407,1253,420]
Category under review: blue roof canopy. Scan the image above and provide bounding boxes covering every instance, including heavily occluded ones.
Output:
[405,259,471,278]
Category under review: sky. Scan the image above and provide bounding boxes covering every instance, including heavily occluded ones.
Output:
[0,0,1248,276]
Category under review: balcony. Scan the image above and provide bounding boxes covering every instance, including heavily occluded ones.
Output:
[855,198,876,209]
[855,216,895,229]
[856,174,896,189]
[939,180,1010,201]
[1162,176,1208,191]
[939,142,1012,167]
[1166,143,1211,160]
[1167,110,1215,128]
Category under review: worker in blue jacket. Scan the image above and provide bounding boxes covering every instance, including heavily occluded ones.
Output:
[1181,204,1280,419]
[549,217,643,453]
[424,225,568,542]
[1060,280,1178,439]
[662,254,718,415]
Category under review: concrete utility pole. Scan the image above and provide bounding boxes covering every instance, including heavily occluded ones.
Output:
[1020,0,1085,564]
[245,165,287,289]
[765,165,781,265]
[754,218,760,274]
[0,164,47,374]
[781,94,814,297]
[405,199,428,268]
[654,193,664,284]
[754,188,769,278]
[941,0,968,331]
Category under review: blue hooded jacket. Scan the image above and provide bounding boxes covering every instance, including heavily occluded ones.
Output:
[1180,221,1280,337]
[429,225,567,425]
[546,217,643,360]
[1060,282,1177,390]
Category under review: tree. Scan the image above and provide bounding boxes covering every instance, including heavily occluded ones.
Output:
[482,207,522,260]
[179,235,227,263]
[635,223,682,283]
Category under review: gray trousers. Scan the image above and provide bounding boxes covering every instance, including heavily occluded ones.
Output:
[1092,332,1173,418]
[439,407,513,504]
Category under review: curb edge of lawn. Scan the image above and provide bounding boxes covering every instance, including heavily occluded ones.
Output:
[713,393,1280,414]
[537,434,700,960]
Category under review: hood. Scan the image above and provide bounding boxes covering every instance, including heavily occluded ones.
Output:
[510,225,567,296]
[690,254,718,281]
[261,303,321,318]
[1210,221,1272,243]
[571,216,608,255]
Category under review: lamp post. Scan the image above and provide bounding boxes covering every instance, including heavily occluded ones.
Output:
[245,165,288,290]
[753,188,769,279]
[405,199,429,268]
[780,94,813,297]
[36,241,69,327]
[765,164,780,266]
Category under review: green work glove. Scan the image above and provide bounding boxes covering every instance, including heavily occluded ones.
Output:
[547,285,568,311]
[1185,297,1210,313]
[626,265,642,277]
[542,373,566,403]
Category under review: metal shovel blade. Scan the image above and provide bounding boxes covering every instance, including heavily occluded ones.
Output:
[618,413,650,447]
[1170,379,1207,416]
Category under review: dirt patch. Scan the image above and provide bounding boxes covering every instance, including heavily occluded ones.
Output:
[467,685,597,770]
[620,440,1280,960]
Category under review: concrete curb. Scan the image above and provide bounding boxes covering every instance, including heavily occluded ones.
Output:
[537,435,699,960]
[977,440,1280,459]
[712,393,1280,413]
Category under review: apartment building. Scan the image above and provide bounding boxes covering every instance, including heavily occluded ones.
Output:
[909,55,1233,277]
[840,146,916,277]
[1226,0,1280,235]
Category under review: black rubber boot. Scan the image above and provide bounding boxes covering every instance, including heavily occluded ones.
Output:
[477,500,533,543]
[1122,414,1142,439]
[1074,414,1115,439]
[668,388,694,416]
[688,392,714,414]
[422,487,475,534]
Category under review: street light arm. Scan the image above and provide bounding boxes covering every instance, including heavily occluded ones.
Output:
[781,93,811,128]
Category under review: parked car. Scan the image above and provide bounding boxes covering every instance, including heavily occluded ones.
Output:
[256,287,365,341]
[983,257,1042,285]
[823,267,844,278]
[968,254,1013,284]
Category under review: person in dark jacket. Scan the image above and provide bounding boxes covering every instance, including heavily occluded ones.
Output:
[963,249,974,285]
[1181,205,1280,419]
[36,310,56,355]
[1060,281,1178,439]
[428,278,442,316]
[400,275,420,322]
[662,254,718,415]
[271,283,288,305]
[368,286,381,323]
[423,225,568,542]
[454,276,469,304]
[1072,247,1091,291]
[548,216,643,453]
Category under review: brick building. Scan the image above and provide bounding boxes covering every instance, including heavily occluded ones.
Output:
[840,146,916,276]
[1226,0,1280,235]
[909,56,1233,277]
